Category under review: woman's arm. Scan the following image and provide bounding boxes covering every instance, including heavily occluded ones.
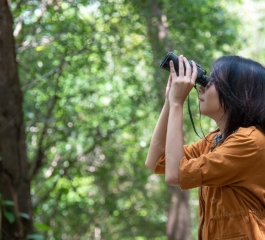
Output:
[145,73,173,171]
[145,56,197,181]
[165,57,197,186]
[165,103,184,185]
[145,100,170,171]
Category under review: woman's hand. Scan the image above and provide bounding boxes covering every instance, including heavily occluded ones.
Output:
[168,55,198,106]
[165,74,172,100]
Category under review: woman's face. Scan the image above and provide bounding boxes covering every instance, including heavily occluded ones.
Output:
[198,82,225,122]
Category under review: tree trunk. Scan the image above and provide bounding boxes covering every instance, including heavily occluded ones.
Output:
[167,186,190,240]
[0,1,33,239]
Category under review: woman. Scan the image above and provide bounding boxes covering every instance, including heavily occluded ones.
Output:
[145,55,265,239]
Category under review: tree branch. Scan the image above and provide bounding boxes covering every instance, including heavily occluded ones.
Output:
[29,59,65,180]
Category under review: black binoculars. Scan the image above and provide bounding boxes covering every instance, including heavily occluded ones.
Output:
[160,52,210,87]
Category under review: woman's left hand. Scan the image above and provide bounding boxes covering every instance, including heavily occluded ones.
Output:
[168,55,198,106]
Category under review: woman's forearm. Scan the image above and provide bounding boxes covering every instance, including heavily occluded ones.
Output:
[165,103,184,185]
[145,100,170,171]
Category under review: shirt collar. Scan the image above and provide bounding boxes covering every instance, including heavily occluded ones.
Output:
[214,133,223,146]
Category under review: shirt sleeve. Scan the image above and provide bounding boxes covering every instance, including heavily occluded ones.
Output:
[153,132,216,174]
[179,131,258,190]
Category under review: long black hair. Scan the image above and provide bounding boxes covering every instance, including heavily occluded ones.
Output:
[210,55,265,140]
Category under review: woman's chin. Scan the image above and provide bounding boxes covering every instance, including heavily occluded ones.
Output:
[199,109,212,119]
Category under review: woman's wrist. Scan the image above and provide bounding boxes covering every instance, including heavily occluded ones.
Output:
[169,102,184,108]
[164,99,170,112]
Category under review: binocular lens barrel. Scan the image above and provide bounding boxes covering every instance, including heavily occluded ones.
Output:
[160,52,210,87]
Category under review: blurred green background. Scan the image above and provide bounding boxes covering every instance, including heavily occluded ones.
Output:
[8,0,265,239]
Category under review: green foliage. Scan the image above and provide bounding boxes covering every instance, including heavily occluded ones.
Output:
[0,198,31,224]
[231,0,265,63]
[0,198,15,224]
[10,0,243,239]
[26,234,45,240]
[2,200,15,206]
[3,211,15,224]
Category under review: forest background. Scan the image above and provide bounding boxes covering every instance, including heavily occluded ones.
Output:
[0,0,265,239]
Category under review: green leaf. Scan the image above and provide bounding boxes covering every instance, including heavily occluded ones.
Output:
[34,222,50,231]
[3,210,15,224]
[19,212,30,219]
[26,234,45,240]
[3,200,14,206]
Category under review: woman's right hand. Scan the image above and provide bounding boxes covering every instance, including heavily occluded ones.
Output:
[165,74,172,100]
[168,56,197,106]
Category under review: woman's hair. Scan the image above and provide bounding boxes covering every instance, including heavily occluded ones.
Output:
[210,55,265,140]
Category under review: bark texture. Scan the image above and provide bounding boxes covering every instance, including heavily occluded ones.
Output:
[0,1,33,239]
[167,186,190,240]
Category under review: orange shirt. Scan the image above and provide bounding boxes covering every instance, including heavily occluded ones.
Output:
[154,126,265,240]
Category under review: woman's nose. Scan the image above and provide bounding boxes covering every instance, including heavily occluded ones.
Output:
[198,85,205,93]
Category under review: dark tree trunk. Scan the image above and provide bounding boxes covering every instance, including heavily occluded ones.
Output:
[167,187,190,240]
[0,1,33,239]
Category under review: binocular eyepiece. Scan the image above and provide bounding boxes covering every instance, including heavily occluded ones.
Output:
[160,52,210,87]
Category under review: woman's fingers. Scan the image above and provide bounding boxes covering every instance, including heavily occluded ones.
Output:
[165,74,172,98]
[183,57,191,78]
[169,60,177,76]
[169,55,197,85]
[191,60,198,85]
[178,55,184,77]
[168,74,172,87]
[167,54,197,105]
